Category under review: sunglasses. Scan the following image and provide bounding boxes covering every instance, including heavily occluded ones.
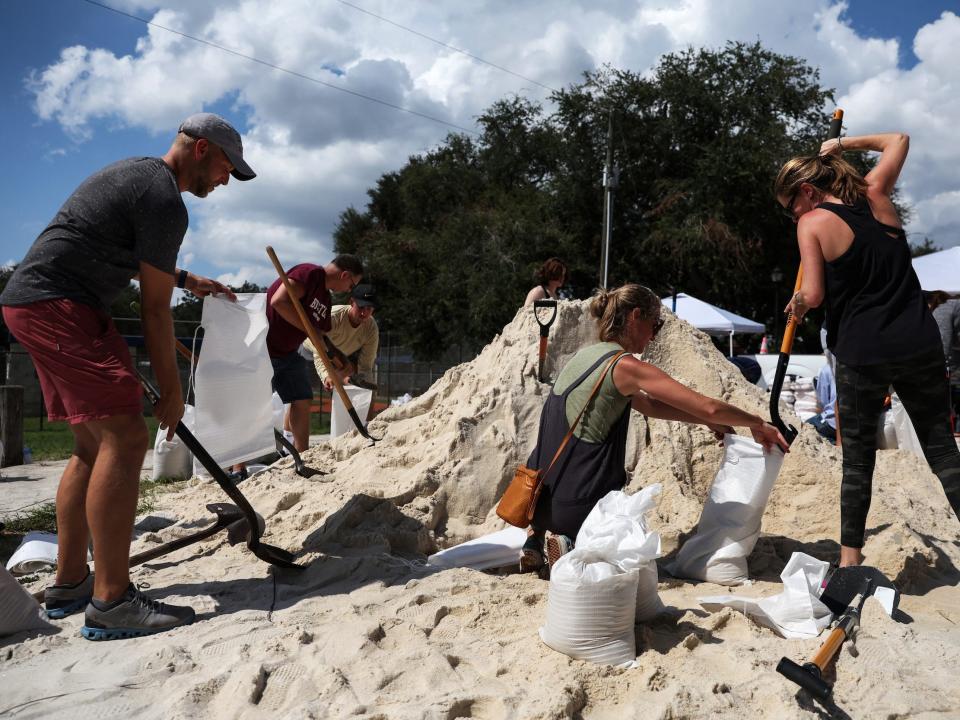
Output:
[781,189,800,220]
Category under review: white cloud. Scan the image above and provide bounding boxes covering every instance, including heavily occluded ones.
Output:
[25,0,960,282]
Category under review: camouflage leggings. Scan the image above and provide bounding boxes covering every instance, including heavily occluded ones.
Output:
[837,346,960,548]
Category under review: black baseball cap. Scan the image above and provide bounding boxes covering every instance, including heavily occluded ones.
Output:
[352,284,378,308]
[178,112,256,181]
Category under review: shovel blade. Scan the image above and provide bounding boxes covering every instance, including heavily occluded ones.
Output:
[820,565,898,616]
[250,540,303,569]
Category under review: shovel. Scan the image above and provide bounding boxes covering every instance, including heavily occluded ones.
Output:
[139,371,304,570]
[777,576,873,701]
[127,502,247,567]
[533,299,558,383]
[769,108,844,444]
[265,246,381,444]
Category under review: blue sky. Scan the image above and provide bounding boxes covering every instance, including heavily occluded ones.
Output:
[2,0,959,285]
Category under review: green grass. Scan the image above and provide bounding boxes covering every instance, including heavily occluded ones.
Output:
[23,411,330,462]
[23,416,161,462]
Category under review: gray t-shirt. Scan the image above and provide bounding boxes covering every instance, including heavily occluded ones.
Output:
[0,157,187,310]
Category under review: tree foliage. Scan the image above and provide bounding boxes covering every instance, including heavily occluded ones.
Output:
[335,41,888,357]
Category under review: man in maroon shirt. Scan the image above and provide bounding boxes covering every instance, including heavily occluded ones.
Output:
[266,255,364,450]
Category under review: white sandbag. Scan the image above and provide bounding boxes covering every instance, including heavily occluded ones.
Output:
[152,404,194,481]
[876,408,898,450]
[1,566,54,636]
[193,294,275,469]
[5,532,93,575]
[698,552,833,639]
[891,392,923,457]
[271,392,285,430]
[427,527,527,571]
[539,548,639,667]
[577,485,663,621]
[670,435,784,585]
[331,385,373,438]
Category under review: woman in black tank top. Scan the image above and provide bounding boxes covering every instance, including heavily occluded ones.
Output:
[774,133,960,568]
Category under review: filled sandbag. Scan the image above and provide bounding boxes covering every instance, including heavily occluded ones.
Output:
[576,486,663,621]
[539,550,639,667]
[670,434,784,585]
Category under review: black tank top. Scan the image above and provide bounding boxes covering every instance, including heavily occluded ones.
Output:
[818,197,939,365]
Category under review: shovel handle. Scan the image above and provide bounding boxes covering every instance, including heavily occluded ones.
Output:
[265,246,378,442]
[809,625,846,672]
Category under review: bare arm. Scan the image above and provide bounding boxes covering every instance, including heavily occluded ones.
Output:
[786,219,827,320]
[269,277,309,331]
[139,262,183,439]
[821,133,908,225]
[614,355,788,451]
[524,286,547,306]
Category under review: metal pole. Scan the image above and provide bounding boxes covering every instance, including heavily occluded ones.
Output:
[600,111,618,289]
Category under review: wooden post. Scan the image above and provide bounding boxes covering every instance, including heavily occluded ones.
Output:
[1,385,25,467]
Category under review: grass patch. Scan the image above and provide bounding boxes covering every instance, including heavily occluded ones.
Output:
[23,416,161,462]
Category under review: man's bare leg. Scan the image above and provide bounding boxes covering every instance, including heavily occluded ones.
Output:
[84,413,149,602]
[288,398,311,452]
[53,423,99,586]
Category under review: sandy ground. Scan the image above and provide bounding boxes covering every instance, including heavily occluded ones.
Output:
[2,301,959,720]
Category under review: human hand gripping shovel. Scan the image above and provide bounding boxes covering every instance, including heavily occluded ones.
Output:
[533,299,558,383]
[769,108,845,444]
[266,246,382,444]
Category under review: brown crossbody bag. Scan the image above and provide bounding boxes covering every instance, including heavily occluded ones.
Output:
[496,351,627,528]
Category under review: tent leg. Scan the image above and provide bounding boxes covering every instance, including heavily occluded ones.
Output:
[729,332,733,356]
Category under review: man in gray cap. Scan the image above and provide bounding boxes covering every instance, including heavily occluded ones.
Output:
[0,112,255,641]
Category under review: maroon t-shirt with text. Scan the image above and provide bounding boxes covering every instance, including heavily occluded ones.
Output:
[265,263,332,357]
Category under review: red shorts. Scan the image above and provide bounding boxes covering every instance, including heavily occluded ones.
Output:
[3,299,142,424]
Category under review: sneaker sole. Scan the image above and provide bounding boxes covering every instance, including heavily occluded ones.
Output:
[545,536,571,567]
[45,597,92,620]
[81,616,195,641]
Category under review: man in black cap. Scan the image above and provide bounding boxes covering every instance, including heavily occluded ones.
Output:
[304,284,380,391]
[0,112,255,640]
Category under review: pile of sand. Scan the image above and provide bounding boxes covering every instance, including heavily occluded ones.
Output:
[4,301,959,719]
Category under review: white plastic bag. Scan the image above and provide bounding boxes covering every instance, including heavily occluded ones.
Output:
[576,485,664,621]
[876,408,898,450]
[427,527,527,571]
[698,552,832,639]
[193,294,276,469]
[891,392,923,457]
[670,435,784,585]
[152,404,194,481]
[331,385,373,438]
[539,549,639,667]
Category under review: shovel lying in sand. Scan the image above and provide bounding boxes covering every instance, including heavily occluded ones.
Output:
[533,299,558,383]
[127,502,251,567]
[139,371,304,570]
[266,246,382,444]
[777,576,873,701]
[769,108,845,445]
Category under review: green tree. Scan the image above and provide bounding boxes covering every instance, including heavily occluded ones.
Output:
[335,41,890,357]
[910,237,940,258]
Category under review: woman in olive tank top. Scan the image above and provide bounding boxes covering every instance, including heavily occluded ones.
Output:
[775,133,960,568]
[520,284,789,572]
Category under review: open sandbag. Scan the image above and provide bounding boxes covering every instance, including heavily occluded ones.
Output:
[152,404,195,481]
[670,434,784,585]
[576,485,663,621]
[427,526,527,571]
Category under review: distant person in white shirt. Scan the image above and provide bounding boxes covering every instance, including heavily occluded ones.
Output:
[806,361,837,442]
[304,284,379,390]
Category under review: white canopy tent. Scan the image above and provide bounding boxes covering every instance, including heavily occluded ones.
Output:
[662,292,766,355]
[912,246,960,293]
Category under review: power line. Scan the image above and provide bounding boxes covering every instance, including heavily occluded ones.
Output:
[335,0,559,94]
[79,0,480,136]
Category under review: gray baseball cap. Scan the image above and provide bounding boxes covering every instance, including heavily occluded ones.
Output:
[178,112,256,181]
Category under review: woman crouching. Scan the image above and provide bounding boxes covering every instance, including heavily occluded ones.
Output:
[520,284,788,572]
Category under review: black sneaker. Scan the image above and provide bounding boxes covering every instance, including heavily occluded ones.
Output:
[45,568,94,619]
[81,584,195,641]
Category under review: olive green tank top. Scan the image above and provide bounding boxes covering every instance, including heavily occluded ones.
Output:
[553,341,631,442]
